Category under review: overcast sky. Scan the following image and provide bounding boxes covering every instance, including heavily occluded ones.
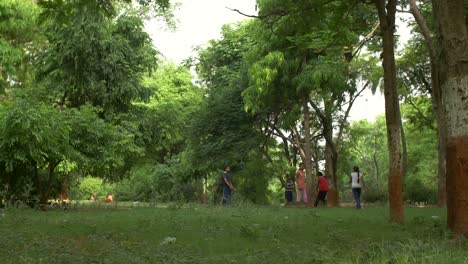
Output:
[145,0,414,122]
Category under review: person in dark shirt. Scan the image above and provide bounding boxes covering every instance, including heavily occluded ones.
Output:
[221,165,235,205]
[284,173,295,207]
[314,172,329,207]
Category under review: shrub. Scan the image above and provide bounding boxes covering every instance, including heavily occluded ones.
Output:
[404,178,436,204]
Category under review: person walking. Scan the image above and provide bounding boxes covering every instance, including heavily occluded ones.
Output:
[296,162,308,205]
[221,165,235,205]
[350,166,363,209]
[314,172,328,207]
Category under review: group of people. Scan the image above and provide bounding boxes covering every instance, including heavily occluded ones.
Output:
[284,163,363,209]
[215,162,363,209]
[283,162,329,208]
[285,163,364,208]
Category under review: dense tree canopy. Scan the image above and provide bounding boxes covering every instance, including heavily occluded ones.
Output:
[0,0,465,236]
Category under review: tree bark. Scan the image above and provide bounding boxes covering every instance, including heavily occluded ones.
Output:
[374,0,404,224]
[432,0,468,236]
[323,102,339,207]
[302,98,314,205]
[408,0,447,207]
[400,116,408,179]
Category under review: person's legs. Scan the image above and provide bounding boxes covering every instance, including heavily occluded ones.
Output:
[352,188,361,209]
[296,189,302,203]
[302,189,308,203]
[320,191,328,206]
[222,186,232,205]
[285,191,292,206]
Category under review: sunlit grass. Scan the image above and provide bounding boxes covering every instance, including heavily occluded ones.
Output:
[0,205,466,263]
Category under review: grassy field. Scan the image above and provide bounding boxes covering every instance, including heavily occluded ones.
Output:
[0,204,466,264]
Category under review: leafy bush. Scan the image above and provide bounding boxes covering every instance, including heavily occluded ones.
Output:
[74,177,113,200]
[363,185,388,203]
[404,178,437,204]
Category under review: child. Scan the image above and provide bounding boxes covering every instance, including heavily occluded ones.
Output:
[314,172,328,207]
[296,162,308,204]
[284,174,295,207]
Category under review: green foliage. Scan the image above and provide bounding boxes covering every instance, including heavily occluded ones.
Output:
[0,100,73,171]
[339,111,438,204]
[404,178,437,204]
[235,155,272,205]
[37,0,158,113]
[338,117,389,198]
[190,23,260,171]
[77,177,104,199]
[0,0,41,90]
[139,63,203,162]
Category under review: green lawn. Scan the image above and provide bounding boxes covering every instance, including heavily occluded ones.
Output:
[0,205,466,263]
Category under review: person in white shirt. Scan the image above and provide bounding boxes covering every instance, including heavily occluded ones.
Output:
[349,166,364,209]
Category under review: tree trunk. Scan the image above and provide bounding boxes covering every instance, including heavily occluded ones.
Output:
[432,0,468,236]
[324,140,339,207]
[40,162,57,205]
[302,98,314,205]
[400,116,408,179]
[408,0,447,207]
[323,106,339,207]
[374,0,404,224]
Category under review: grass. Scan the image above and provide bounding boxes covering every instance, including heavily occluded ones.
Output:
[0,204,466,263]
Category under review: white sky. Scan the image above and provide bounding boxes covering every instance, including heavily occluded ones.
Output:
[145,1,414,122]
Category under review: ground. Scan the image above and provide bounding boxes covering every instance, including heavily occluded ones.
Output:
[0,203,466,263]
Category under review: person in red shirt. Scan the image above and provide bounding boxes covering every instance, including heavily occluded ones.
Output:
[314,172,329,207]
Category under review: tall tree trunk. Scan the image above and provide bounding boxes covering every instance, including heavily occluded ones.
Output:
[374,0,404,224]
[432,0,468,236]
[323,104,339,207]
[408,0,447,207]
[302,98,314,205]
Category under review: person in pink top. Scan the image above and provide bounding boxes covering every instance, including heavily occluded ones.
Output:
[296,162,308,204]
[314,172,329,207]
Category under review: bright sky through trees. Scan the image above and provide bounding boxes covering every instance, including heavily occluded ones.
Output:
[145,0,413,122]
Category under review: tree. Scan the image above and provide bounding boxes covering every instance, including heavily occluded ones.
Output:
[37,0,158,114]
[371,0,404,224]
[432,0,468,237]
[0,0,41,91]
[140,62,203,163]
[190,23,260,171]
[243,0,378,205]
[398,0,447,207]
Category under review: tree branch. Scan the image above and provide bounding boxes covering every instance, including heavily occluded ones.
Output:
[225,6,287,19]
[336,82,369,148]
[291,126,306,161]
[351,22,380,59]
[308,100,327,125]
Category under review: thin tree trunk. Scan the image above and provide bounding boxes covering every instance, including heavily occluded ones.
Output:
[302,98,314,205]
[400,116,408,179]
[432,0,468,236]
[374,0,404,224]
[408,0,447,207]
